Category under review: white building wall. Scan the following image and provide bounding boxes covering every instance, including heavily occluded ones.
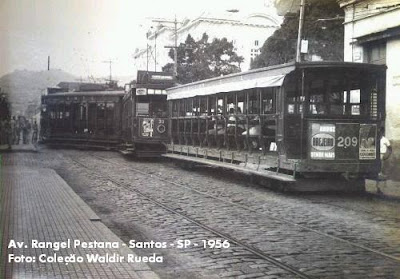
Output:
[133,15,280,74]
[385,38,400,140]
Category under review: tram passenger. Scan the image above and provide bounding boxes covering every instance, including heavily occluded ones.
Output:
[226,108,246,134]
[225,108,246,149]
[242,115,260,149]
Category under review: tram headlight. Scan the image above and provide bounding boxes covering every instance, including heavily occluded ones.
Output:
[157,124,166,134]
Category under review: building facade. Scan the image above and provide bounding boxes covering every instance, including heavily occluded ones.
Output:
[133,11,281,74]
[338,0,400,177]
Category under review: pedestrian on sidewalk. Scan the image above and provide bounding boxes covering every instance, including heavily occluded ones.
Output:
[32,120,38,144]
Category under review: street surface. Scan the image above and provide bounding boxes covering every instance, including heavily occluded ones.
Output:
[3,148,400,278]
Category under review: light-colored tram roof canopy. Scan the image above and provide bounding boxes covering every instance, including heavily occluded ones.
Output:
[166,61,386,100]
[166,63,295,100]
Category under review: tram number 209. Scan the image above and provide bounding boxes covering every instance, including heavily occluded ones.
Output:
[337,136,358,148]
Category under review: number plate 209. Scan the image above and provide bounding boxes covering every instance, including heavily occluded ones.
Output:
[335,123,359,159]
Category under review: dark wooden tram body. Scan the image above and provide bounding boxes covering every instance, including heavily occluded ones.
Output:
[164,62,386,191]
[120,71,174,157]
[41,90,124,149]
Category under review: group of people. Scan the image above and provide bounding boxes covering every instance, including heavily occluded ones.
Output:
[0,116,38,146]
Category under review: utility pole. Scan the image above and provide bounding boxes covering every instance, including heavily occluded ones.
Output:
[146,31,150,73]
[164,16,178,80]
[48,56,50,71]
[154,31,157,72]
[296,0,306,62]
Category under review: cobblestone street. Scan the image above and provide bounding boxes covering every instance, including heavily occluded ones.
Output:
[2,148,400,278]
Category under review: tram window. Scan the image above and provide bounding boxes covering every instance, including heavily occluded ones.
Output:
[137,103,149,116]
[97,104,105,118]
[80,104,87,121]
[329,92,345,115]
[185,99,192,116]
[172,101,179,117]
[350,89,360,103]
[217,97,224,115]
[192,97,199,116]
[209,96,216,115]
[179,100,185,116]
[226,94,235,115]
[64,105,70,119]
[151,101,167,117]
[248,90,259,114]
[309,94,326,115]
[286,95,303,114]
[261,88,274,114]
[200,97,207,115]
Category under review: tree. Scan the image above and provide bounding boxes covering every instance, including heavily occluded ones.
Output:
[163,33,243,84]
[251,0,344,69]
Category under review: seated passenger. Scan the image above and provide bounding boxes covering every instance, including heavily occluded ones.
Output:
[227,108,246,135]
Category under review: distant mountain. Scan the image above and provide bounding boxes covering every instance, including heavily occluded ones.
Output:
[0,69,76,116]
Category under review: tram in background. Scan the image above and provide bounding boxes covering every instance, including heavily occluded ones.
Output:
[164,62,386,191]
[40,83,125,149]
[120,71,174,157]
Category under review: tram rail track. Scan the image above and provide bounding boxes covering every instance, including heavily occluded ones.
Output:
[87,152,400,263]
[69,156,312,279]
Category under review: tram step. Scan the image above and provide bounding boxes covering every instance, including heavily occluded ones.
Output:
[163,153,295,182]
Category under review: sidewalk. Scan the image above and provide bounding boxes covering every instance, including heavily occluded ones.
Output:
[0,164,159,278]
[0,144,37,152]
[365,178,400,199]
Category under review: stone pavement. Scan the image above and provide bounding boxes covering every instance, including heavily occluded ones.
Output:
[0,165,159,279]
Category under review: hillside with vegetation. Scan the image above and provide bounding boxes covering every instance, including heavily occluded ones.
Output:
[0,69,76,117]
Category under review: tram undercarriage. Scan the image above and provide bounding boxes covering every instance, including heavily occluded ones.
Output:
[164,143,368,192]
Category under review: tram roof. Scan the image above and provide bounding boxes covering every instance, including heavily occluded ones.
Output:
[166,61,386,100]
[44,90,125,98]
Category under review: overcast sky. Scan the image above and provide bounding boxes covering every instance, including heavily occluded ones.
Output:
[0,0,274,80]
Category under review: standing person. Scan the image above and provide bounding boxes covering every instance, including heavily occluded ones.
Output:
[22,118,31,144]
[380,127,392,171]
[5,119,12,147]
[32,120,38,144]
[15,116,23,144]
[10,116,16,144]
[0,119,4,145]
[376,127,392,193]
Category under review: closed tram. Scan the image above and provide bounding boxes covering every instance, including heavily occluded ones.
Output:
[40,84,125,149]
[164,62,386,191]
[121,71,174,157]
[41,71,174,155]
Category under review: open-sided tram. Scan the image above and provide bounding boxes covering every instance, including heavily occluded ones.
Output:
[164,62,386,191]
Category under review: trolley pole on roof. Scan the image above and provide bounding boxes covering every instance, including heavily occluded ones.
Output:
[296,0,306,63]
[102,60,113,83]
